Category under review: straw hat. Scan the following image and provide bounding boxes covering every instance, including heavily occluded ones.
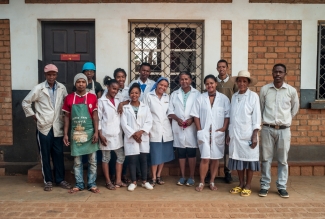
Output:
[231,70,257,86]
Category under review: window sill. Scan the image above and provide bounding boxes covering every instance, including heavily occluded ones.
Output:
[310,101,325,109]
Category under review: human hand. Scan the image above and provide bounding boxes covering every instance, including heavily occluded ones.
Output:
[99,134,107,146]
[63,135,70,146]
[92,132,99,144]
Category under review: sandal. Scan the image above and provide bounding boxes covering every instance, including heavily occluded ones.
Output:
[241,189,251,197]
[89,187,100,193]
[156,177,165,185]
[115,182,127,188]
[68,187,81,194]
[122,176,131,184]
[44,182,53,192]
[105,182,116,190]
[195,183,204,192]
[230,186,242,194]
[59,181,72,189]
[209,182,218,191]
[149,179,156,187]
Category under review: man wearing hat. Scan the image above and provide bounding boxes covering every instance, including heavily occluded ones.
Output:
[259,63,299,198]
[62,73,100,194]
[22,64,71,192]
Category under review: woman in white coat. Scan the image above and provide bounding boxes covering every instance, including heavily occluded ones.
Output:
[121,83,153,191]
[143,77,174,186]
[191,74,230,192]
[98,77,126,190]
[168,72,200,186]
[226,70,261,197]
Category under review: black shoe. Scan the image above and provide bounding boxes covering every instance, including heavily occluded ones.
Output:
[258,189,268,197]
[224,172,233,184]
[278,189,289,198]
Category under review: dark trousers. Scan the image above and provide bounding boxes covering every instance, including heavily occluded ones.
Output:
[109,151,128,176]
[36,128,65,184]
[128,153,148,182]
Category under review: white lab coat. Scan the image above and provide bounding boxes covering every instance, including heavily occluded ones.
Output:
[129,78,155,101]
[143,90,173,143]
[120,102,153,156]
[168,86,200,148]
[190,92,230,159]
[228,89,261,161]
[22,81,67,137]
[98,95,123,150]
[102,86,129,102]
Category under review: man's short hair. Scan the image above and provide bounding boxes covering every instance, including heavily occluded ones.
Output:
[273,63,286,72]
[217,59,228,67]
[139,62,151,70]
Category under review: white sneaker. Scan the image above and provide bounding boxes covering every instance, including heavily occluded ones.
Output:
[128,183,137,191]
[142,182,154,190]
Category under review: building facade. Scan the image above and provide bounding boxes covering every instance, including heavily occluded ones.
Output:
[0,0,325,175]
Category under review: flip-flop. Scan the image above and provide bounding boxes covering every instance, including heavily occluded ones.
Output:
[209,182,218,191]
[105,182,116,190]
[68,187,81,194]
[44,182,53,192]
[89,187,100,194]
[241,189,252,197]
[230,186,242,194]
[195,183,204,192]
[115,182,127,188]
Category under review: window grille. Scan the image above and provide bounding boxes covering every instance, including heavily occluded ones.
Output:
[317,22,325,99]
[130,22,204,93]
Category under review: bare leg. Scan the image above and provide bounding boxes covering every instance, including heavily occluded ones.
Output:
[115,162,123,184]
[245,169,254,190]
[188,157,196,179]
[199,159,210,183]
[237,170,245,188]
[157,163,164,178]
[178,158,186,178]
[209,160,219,182]
[102,162,111,183]
[151,165,158,180]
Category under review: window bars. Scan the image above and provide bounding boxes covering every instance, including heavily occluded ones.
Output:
[130,22,204,93]
[317,22,325,99]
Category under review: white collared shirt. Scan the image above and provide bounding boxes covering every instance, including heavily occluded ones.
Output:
[216,74,230,83]
[260,82,299,126]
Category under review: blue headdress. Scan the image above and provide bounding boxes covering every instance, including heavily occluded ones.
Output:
[150,77,169,92]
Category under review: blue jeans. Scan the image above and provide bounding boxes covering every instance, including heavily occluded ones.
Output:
[74,152,97,190]
[260,126,291,190]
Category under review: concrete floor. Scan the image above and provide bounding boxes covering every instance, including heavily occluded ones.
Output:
[0,175,325,218]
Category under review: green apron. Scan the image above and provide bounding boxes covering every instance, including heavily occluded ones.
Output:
[70,93,98,156]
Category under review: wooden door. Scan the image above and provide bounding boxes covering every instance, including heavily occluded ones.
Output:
[42,21,95,92]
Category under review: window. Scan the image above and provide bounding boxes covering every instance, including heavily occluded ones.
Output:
[317,22,325,99]
[130,22,203,93]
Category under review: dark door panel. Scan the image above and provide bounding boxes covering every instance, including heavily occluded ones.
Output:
[42,21,95,92]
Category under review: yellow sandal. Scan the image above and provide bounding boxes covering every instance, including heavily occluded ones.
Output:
[230,186,242,194]
[241,189,252,197]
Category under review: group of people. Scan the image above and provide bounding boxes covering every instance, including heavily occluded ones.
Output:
[22,59,299,198]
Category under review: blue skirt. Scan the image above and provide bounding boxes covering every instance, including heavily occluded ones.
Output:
[228,158,260,171]
[150,141,175,165]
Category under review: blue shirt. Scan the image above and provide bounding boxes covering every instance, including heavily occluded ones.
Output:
[45,81,57,108]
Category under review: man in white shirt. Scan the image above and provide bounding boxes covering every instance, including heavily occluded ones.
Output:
[128,62,155,101]
[259,63,299,198]
[22,64,71,192]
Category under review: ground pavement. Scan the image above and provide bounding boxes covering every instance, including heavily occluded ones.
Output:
[0,175,324,219]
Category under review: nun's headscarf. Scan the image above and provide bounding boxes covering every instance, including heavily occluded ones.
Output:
[150,77,169,92]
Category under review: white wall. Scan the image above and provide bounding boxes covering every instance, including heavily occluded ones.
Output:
[0,0,324,90]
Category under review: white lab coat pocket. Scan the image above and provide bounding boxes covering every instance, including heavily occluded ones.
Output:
[197,130,205,145]
[239,124,252,140]
[215,131,225,147]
